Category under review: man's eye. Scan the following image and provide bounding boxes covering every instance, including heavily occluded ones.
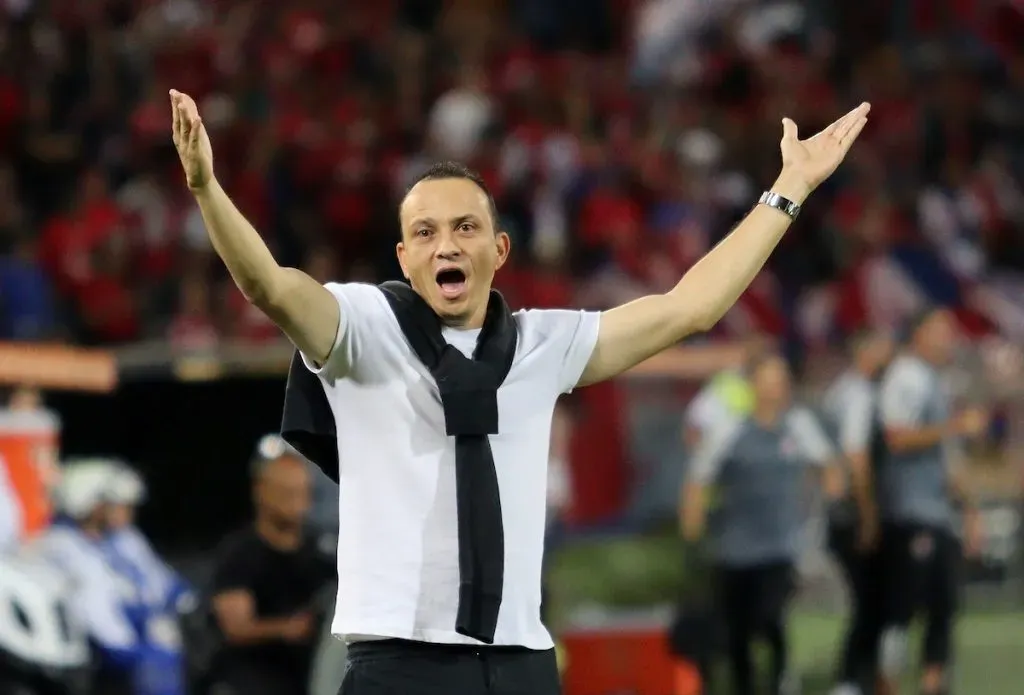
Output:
[458,223,475,232]
[416,228,431,237]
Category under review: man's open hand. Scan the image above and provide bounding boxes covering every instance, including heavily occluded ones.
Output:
[170,89,214,190]
[774,102,871,202]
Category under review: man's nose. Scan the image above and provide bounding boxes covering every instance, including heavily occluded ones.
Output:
[435,229,462,259]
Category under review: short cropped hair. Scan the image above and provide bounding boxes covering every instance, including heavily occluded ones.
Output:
[746,350,790,378]
[847,328,886,355]
[403,161,500,229]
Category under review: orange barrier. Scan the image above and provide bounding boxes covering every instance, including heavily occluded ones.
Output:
[0,410,60,540]
[673,660,703,695]
[561,625,677,695]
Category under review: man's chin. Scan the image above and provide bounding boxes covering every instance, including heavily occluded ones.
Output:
[436,306,473,327]
[430,296,475,326]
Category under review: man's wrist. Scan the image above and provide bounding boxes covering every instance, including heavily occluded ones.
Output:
[770,170,813,206]
[189,177,218,199]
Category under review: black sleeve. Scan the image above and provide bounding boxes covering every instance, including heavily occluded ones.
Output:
[302,538,337,584]
[210,533,262,594]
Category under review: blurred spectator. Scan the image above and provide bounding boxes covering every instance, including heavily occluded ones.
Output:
[682,336,767,448]
[167,272,218,351]
[208,438,333,695]
[0,160,56,339]
[34,460,141,695]
[0,236,55,341]
[105,464,195,615]
[428,64,494,162]
[0,0,1018,351]
[101,464,190,695]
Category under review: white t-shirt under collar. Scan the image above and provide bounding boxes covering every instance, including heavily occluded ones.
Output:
[301,282,601,649]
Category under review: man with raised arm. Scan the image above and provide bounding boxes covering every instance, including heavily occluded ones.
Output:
[169,88,869,695]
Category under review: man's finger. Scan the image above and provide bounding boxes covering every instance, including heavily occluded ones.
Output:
[840,116,868,153]
[781,117,798,142]
[178,104,191,143]
[189,117,202,151]
[833,103,871,141]
[823,102,870,138]
[180,92,199,120]
[170,92,181,144]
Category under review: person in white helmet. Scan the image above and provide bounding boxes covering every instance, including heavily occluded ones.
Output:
[30,459,142,695]
[100,463,192,695]
[104,464,195,616]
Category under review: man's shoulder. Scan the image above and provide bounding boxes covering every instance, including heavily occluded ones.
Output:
[512,307,596,344]
[213,527,263,562]
[883,354,933,388]
[834,371,874,402]
[324,281,391,316]
[705,414,746,446]
[784,406,825,436]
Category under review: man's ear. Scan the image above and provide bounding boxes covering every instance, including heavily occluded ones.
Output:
[395,242,410,280]
[494,231,511,271]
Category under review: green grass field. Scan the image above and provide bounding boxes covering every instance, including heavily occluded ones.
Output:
[553,533,1024,694]
[783,610,1024,694]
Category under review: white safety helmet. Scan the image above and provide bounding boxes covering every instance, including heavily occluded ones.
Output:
[53,459,119,519]
[107,464,146,506]
[251,434,301,476]
[0,552,89,670]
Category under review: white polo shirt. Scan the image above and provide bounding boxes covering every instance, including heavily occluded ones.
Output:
[302,282,601,649]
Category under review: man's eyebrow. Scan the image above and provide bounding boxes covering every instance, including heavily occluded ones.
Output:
[451,214,482,227]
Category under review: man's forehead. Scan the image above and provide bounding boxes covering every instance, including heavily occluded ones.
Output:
[401,178,490,221]
[924,309,954,330]
[261,455,308,481]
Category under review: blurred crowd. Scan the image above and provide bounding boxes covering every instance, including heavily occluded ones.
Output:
[0,0,1022,351]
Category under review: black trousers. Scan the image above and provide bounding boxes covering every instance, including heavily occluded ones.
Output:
[828,519,884,687]
[208,664,306,695]
[339,639,561,695]
[878,521,959,667]
[717,561,794,695]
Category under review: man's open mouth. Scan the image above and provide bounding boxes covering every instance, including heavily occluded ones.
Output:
[435,268,467,300]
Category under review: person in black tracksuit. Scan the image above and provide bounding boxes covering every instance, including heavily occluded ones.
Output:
[821,331,893,695]
[875,308,987,695]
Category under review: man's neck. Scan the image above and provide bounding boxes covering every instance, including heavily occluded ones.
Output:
[853,358,874,379]
[441,306,487,331]
[752,405,783,428]
[255,516,302,551]
[908,345,935,368]
[79,523,104,540]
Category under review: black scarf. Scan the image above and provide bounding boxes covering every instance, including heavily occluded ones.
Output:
[281,281,519,644]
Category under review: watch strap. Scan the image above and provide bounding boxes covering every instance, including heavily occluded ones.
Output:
[758,190,801,220]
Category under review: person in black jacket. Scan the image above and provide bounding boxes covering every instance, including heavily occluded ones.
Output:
[207,437,334,695]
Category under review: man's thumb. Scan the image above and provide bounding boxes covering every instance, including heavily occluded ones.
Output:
[781,117,798,142]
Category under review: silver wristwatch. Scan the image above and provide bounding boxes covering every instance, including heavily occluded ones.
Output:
[758,191,801,220]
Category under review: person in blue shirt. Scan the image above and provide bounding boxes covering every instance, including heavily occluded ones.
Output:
[104,464,195,616]
[32,460,143,695]
[102,462,192,695]
[34,459,191,695]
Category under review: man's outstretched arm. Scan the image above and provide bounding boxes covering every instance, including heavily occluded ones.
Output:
[578,103,871,387]
[170,90,339,365]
